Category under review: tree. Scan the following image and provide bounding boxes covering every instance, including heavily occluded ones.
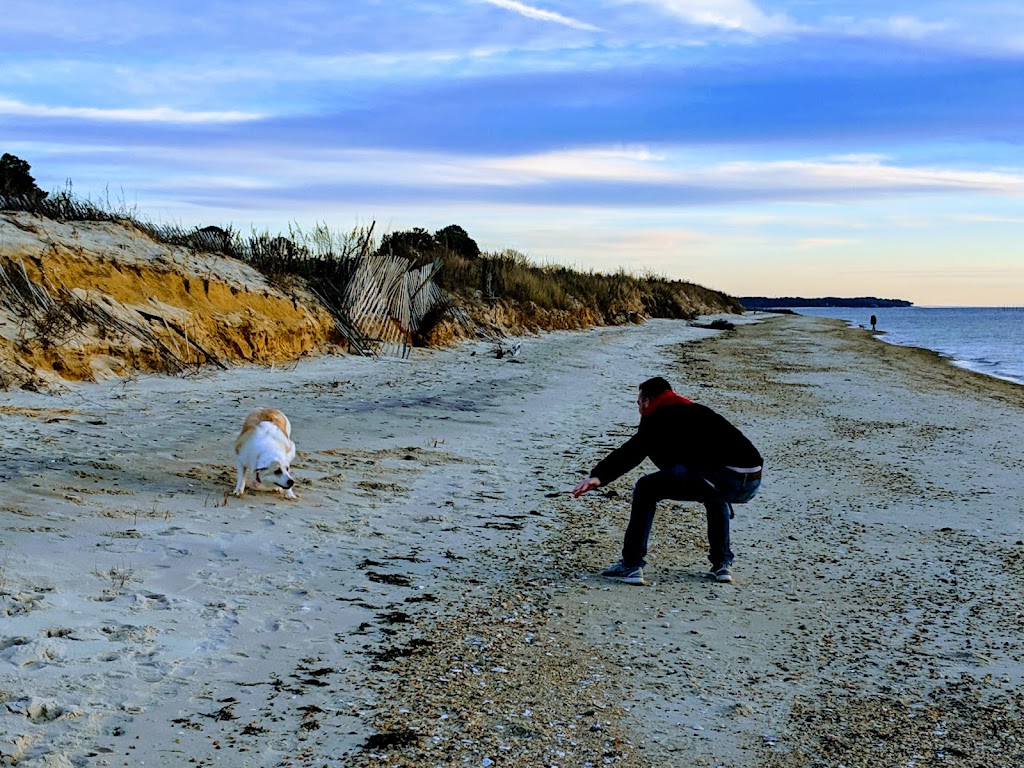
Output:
[378,227,439,265]
[0,153,48,203]
[435,224,480,260]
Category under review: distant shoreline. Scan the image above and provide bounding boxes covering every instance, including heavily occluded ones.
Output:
[739,296,913,309]
[776,306,1024,388]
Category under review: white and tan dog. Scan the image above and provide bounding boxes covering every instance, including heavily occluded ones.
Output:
[233,408,297,499]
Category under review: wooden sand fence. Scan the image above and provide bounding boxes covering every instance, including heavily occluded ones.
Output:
[0,230,450,384]
[334,251,443,358]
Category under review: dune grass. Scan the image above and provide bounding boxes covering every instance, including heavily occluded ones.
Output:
[1,187,741,355]
[437,248,741,320]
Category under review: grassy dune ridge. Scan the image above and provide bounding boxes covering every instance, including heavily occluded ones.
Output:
[0,191,740,389]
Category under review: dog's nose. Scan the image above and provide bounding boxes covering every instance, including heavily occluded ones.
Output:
[285,478,294,488]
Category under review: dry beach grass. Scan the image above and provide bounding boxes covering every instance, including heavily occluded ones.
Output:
[1,314,1023,767]
[0,210,740,391]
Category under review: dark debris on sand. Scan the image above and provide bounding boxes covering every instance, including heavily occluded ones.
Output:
[760,678,1024,768]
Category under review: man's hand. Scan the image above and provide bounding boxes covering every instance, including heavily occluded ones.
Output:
[572,477,601,497]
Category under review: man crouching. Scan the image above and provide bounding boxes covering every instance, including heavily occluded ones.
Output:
[573,376,762,585]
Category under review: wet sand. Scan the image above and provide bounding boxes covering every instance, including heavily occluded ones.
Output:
[2,314,1023,767]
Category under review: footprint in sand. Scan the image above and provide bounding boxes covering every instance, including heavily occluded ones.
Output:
[2,637,67,667]
[266,617,313,632]
[100,624,157,643]
[128,592,171,611]
[5,696,83,723]
[1,591,46,616]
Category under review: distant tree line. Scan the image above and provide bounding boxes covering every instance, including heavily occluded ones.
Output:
[740,296,913,309]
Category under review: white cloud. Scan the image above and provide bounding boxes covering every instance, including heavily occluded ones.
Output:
[486,147,671,182]
[625,0,794,35]
[953,213,1024,224]
[153,147,1024,199]
[26,139,1024,211]
[141,145,671,188]
[705,158,1024,196]
[479,0,601,31]
[826,14,952,40]
[470,151,1024,199]
[0,98,264,124]
[823,153,890,164]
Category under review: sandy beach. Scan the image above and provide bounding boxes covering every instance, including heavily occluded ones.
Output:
[2,313,1023,768]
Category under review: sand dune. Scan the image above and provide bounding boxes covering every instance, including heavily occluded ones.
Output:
[1,314,1022,767]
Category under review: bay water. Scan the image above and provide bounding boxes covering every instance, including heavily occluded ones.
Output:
[774,306,1024,387]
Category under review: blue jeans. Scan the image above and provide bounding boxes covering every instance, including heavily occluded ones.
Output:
[621,465,761,568]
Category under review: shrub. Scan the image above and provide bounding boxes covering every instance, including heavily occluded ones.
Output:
[434,224,480,260]
[377,227,438,266]
[0,153,48,206]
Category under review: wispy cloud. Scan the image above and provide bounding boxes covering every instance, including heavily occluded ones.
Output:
[705,158,1024,197]
[83,143,1024,205]
[953,213,1024,224]
[479,0,600,31]
[473,151,1024,198]
[627,0,794,35]
[826,14,952,40]
[486,147,671,182]
[797,237,859,250]
[0,98,264,124]
[122,145,672,189]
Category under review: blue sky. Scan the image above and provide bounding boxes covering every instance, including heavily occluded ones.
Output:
[3,1,1023,305]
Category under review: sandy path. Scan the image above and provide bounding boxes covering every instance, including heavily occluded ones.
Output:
[0,319,724,766]
[546,316,1024,768]
[2,315,1023,768]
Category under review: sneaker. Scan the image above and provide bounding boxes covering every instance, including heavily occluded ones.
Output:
[600,561,646,585]
[711,563,733,583]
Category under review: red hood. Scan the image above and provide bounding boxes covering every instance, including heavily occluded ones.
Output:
[641,389,693,417]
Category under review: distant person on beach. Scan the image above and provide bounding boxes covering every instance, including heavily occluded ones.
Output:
[572,376,763,585]
[870,315,877,331]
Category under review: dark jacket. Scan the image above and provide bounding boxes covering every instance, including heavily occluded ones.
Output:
[590,395,762,486]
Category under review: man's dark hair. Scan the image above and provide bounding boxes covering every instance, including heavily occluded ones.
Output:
[639,377,672,398]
